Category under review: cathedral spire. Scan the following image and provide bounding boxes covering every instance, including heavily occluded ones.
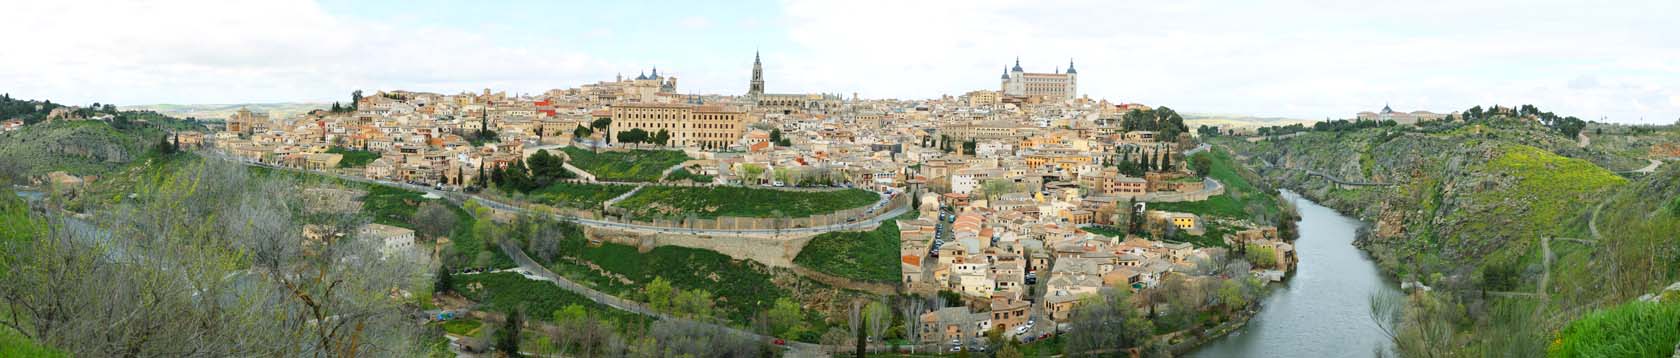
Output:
[748,51,765,96]
[1066,59,1077,74]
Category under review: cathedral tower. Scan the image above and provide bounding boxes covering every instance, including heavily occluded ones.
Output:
[748,51,765,96]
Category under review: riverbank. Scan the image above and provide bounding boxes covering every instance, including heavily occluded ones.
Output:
[1189,191,1402,357]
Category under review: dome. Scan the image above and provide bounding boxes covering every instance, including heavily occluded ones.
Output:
[1001,66,1011,79]
[1066,59,1077,74]
[1012,57,1024,72]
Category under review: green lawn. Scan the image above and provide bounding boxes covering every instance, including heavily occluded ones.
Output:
[438,319,483,336]
[326,147,381,168]
[560,147,690,182]
[527,181,637,210]
[613,186,879,220]
[794,212,914,283]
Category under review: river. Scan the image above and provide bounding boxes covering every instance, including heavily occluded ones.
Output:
[1190,191,1403,357]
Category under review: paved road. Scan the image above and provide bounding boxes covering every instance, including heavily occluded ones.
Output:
[1183,143,1211,157]
[205,151,907,236]
[1630,159,1663,174]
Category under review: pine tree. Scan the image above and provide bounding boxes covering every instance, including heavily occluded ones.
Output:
[434,265,453,294]
[1161,151,1173,172]
[495,308,523,357]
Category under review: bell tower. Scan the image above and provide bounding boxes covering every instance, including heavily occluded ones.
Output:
[748,51,765,96]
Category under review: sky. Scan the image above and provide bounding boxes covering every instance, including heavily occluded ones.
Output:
[3,0,1678,124]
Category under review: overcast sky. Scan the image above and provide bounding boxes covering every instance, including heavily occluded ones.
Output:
[4,0,1677,123]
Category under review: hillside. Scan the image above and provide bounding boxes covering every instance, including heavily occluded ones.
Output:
[0,120,163,183]
[1223,119,1630,281]
[1221,115,1680,355]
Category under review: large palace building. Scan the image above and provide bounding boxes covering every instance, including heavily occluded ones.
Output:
[1000,58,1078,101]
[609,102,748,150]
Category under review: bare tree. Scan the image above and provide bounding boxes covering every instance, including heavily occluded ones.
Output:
[899,296,925,354]
[0,159,426,357]
[411,201,457,241]
[865,300,891,354]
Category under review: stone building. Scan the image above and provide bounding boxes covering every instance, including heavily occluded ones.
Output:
[609,102,748,150]
[1000,58,1077,101]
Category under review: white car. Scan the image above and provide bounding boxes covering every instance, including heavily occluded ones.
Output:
[949,346,962,352]
[1015,326,1028,335]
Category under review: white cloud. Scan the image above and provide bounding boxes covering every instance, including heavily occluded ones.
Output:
[773,0,1680,124]
[0,0,614,105]
[678,16,713,30]
[3,0,1676,124]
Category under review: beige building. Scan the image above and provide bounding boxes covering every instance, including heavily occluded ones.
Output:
[965,90,1001,107]
[226,107,267,135]
[609,102,748,150]
[1356,104,1452,125]
[1000,58,1077,101]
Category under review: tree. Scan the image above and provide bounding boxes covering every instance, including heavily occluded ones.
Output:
[739,164,766,185]
[1160,151,1173,172]
[1063,289,1153,356]
[646,277,674,311]
[525,149,571,188]
[350,90,363,110]
[982,178,1016,202]
[1191,153,1213,177]
[435,264,454,294]
[768,297,806,339]
[864,301,891,354]
[156,134,176,155]
[496,308,524,357]
[1245,243,1279,269]
[573,124,592,139]
[412,202,458,241]
[653,129,670,146]
[590,118,611,143]
[898,297,926,354]
[772,167,792,185]
[848,301,865,357]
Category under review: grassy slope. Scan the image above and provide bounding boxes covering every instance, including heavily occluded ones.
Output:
[0,120,159,181]
[559,147,690,182]
[527,181,636,210]
[613,186,879,220]
[451,271,647,326]
[793,211,916,282]
[326,147,381,168]
[1151,147,1282,222]
[523,222,850,339]
[1549,300,1680,358]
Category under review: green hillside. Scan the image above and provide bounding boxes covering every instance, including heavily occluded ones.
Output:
[1223,112,1680,356]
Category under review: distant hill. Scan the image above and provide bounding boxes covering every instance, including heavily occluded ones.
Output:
[121,102,329,121]
[1184,113,1317,131]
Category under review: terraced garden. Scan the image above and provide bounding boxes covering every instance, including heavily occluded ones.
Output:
[612,186,879,220]
[560,147,689,182]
